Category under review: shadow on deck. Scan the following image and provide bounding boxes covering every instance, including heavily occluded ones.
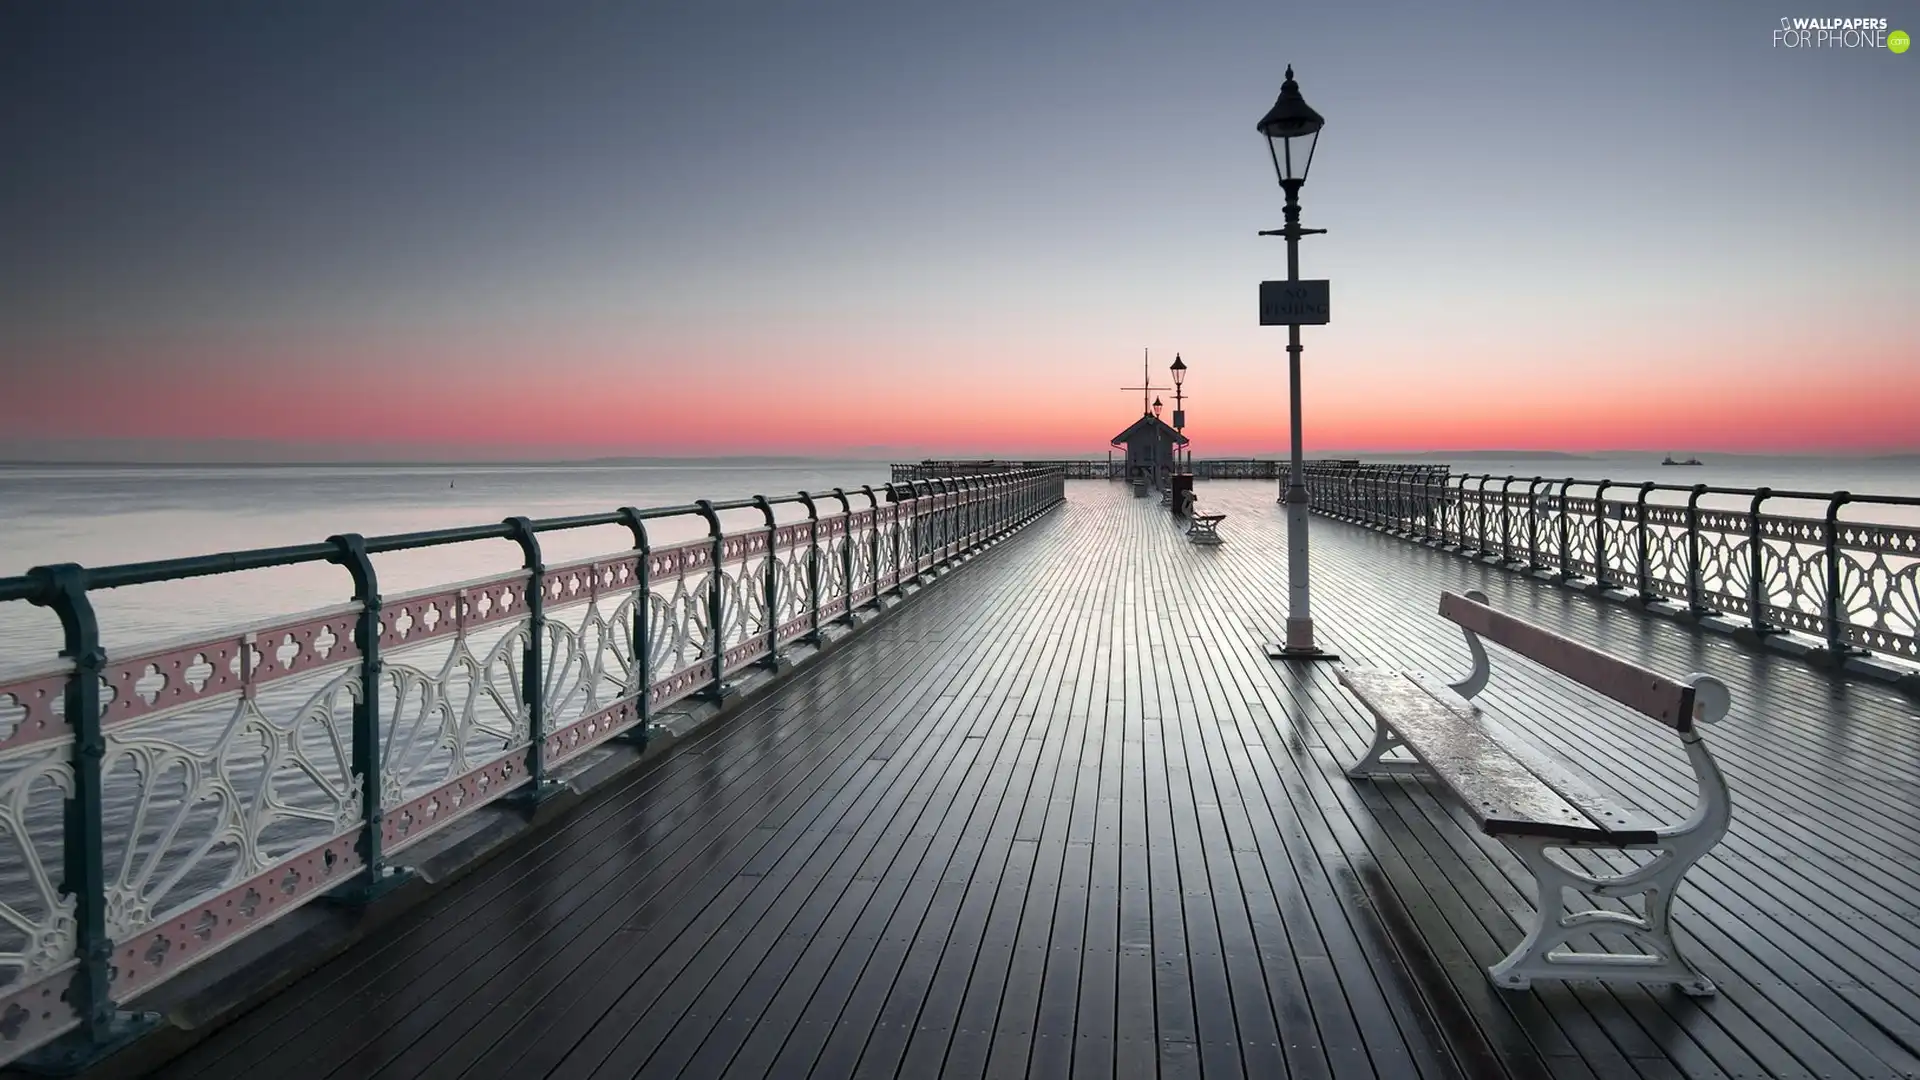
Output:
[141,482,1920,1080]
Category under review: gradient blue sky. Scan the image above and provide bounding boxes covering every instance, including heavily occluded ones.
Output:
[3,0,1915,457]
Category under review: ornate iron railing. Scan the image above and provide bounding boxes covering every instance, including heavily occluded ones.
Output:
[0,468,1063,1068]
[1304,464,1920,671]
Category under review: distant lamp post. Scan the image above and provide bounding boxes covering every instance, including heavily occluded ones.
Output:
[1258,64,1337,662]
[1169,354,1188,472]
[1152,396,1163,421]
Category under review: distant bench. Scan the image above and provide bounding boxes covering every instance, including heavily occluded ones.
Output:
[1180,492,1225,545]
[1336,589,1732,995]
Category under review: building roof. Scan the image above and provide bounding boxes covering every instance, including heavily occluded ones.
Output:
[1110,412,1191,449]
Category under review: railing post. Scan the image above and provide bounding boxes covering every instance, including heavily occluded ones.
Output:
[1555,478,1575,581]
[925,479,943,567]
[925,479,941,562]
[862,486,882,607]
[749,497,783,669]
[1635,483,1655,601]
[1686,484,1708,615]
[1424,471,1440,543]
[1499,477,1517,563]
[1823,491,1855,660]
[795,493,822,641]
[915,478,927,566]
[972,475,985,545]
[833,488,856,625]
[1468,475,1488,555]
[1747,487,1774,634]
[954,475,968,553]
[502,517,560,800]
[957,476,974,550]
[615,508,653,745]
[692,500,732,698]
[324,535,416,896]
[922,479,937,566]
[955,476,969,547]
[885,483,906,595]
[1592,480,1614,588]
[1525,478,1543,568]
[22,564,160,1069]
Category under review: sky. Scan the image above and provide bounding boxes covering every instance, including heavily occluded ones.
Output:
[2,0,1916,460]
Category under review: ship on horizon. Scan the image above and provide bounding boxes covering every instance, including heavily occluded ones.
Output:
[1661,454,1705,466]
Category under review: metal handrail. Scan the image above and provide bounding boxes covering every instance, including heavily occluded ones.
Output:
[0,467,1066,1068]
[1302,463,1920,671]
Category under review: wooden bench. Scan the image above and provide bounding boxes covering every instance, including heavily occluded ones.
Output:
[1187,512,1225,545]
[1336,589,1732,996]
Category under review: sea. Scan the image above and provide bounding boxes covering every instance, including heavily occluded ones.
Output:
[0,460,895,669]
[0,454,1915,671]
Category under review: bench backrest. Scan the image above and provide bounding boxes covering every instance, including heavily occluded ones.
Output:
[1438,591,1697,732]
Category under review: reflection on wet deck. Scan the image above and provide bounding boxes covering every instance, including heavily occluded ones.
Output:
[155,481,1920,1080]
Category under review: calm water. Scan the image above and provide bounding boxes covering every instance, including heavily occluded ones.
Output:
[1,455,1915,672]
[0,460,893,669]
[1367,453,1920,500]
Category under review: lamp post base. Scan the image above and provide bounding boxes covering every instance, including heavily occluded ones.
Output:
[1264,617,1339,662]
[1264,642,1340,662]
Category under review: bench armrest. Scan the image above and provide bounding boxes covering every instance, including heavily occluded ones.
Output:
[1448,588,1492,701]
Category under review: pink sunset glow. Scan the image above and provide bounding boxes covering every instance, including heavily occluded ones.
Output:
[7,0,1915,464]
[5,325,1915,458]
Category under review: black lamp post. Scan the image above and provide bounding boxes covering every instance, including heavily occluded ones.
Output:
[1258,65,1336,661]
[1170,354,1187,473]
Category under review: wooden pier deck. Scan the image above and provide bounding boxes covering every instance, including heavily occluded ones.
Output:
[150,481,1920,1080]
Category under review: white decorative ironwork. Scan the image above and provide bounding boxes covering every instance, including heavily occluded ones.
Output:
[0,468,1067,1068]
[99,664,362,944]
[379,620,528,814]
[1311,465,1920,668]
[0,739,76,987]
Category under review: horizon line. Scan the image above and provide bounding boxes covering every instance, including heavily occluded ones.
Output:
[4,449,1919,468]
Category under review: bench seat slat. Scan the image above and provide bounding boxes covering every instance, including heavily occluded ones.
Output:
[1339,668,1654,844]
[1399,670,1661,842]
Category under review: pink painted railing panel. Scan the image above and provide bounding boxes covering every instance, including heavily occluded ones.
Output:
[110,831,364,1002]
[540,555,642,611]
[0,666,71,753]
[0,965,79,1062]
[0,467,1066,1069]
[99,606,360,730]
[379,575,525,651]
[384,753,529,854]
[547,696,643,767]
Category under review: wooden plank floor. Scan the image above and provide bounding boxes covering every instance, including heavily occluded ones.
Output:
[151,481,1920,1080]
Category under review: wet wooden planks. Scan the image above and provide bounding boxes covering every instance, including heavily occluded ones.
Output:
[149,481,1920,1080]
